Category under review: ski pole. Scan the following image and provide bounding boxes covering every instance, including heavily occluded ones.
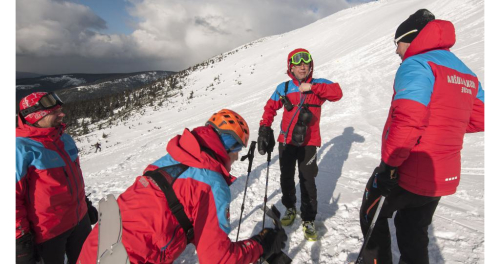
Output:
[236,141,256,241]
[261,150,272,231]
[354,195,386,264]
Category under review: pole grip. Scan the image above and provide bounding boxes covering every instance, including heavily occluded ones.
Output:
[241,141,257,173]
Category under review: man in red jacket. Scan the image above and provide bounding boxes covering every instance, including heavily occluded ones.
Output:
[77,109,287,264]
[258,48,343,241]
[359,9,485,264]
[16,92,98,264]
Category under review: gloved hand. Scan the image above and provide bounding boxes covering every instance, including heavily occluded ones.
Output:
[85,194,99,225]
[251,228,287,261]
[258,126,275,155]
[16,232,36,264]
[371,161,398,196]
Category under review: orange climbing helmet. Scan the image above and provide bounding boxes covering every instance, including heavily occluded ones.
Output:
[206,109,250,148]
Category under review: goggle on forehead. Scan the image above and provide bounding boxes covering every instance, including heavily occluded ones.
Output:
[20,92,64,117]
[290,52,312,65]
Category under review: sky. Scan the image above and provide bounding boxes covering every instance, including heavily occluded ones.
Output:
[16,0,373,75]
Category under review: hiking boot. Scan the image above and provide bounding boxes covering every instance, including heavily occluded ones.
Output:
[280,207,296,226]
[302,221,318,241]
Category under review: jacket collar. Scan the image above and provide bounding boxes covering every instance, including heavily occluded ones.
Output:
[16,115,66,142]
[166,126,236,186]
[403,20,455,61]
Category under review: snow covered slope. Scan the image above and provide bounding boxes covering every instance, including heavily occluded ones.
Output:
[77,0,484,263]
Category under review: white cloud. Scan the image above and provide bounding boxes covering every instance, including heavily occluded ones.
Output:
[16,0,371,73]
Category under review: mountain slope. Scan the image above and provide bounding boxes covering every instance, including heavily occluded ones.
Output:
[77,0,484,263]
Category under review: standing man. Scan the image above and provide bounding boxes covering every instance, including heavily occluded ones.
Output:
[16,92,98,264]
[94,142,102,153]
[359,9,484,264]
[258,48,343,241]
[77,109,287,264]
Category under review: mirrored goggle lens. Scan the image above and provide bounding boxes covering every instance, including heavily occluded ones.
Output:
[38,94,59,108]
[290,52,312,65]
[228,142,243,153]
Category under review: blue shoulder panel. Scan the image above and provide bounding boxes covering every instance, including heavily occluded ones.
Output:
[178,167,231,234]
[394,56,435,106]
[151,154,179,168]
[151,154,231,234]
[16,137,66,182]
[270,81,287,101]
[61,134,79,162]
[395,50,479,107]
[477,82,485,103]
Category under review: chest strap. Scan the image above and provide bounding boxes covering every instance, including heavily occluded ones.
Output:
[284,81,320,108]
[144,164,194,242]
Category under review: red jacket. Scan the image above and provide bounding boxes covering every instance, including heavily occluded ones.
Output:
[77,126,263,264]
[382,20,485,196]
[16,116,87,243]
[260,48,343,146]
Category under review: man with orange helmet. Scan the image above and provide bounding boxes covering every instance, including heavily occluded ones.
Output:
[77,109,287,264]
[258,48,343,241]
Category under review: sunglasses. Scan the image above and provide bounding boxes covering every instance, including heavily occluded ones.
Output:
[20,92,64,117]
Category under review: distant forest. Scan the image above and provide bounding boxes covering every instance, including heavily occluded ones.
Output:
[17,40,259,138]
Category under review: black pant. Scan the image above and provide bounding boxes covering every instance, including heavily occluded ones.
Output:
[359,175,441,264]
[36,214,92,264]
[279,143,318,221]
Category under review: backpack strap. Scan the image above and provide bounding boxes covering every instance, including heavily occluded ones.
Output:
[144,164,194,242]
[303,103,321,108]
[284,81,289,95]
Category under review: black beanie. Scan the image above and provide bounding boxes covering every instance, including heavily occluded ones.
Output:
[395,9,435,44]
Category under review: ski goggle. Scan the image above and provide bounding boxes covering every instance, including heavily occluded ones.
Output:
[228,142,243,153]
[20,92,64,117]
[290,52,312,65]
[394,29,418,46]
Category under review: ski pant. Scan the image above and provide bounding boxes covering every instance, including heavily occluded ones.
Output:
[35,213,92,264]
[359,175,441,264]
[278,143,318,222]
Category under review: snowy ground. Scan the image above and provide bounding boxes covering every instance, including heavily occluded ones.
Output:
[76,0,484,263]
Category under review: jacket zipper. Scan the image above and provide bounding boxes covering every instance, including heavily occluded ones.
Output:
[74,161,84,187]
[54,142,81,223]
[63,168,74,195]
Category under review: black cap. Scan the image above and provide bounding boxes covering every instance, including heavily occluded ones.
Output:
[395,9,435,44]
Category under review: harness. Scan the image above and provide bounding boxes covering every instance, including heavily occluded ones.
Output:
[280,81,320,144]
[144,164,194,242]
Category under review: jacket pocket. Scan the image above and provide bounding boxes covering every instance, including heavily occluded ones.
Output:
[159,224,188,262]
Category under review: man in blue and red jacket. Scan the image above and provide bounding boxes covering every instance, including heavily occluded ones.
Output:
[16,92,98,264]
[77,109,287,264]
[258,48,343,241]
[359,9,485,264]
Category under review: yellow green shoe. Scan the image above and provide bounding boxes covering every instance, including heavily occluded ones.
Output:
[302,221,318,241]
[280,207,296,226]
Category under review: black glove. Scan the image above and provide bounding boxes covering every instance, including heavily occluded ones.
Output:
[85,194,99,225]
[371,161,398,196]
[258,126,276,155]
[16,232,36,264]
[251,228,287,261]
